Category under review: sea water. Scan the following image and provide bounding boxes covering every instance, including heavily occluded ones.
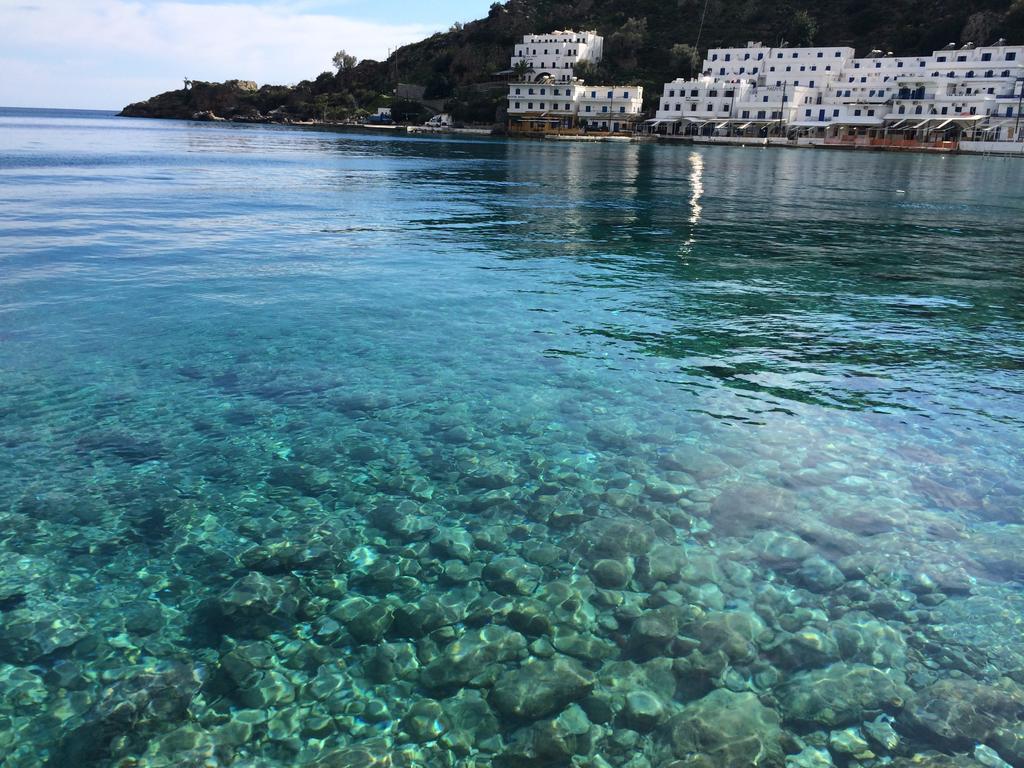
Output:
[1,108,1023,768]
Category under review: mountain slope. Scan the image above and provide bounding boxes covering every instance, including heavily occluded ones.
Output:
[120,0,1024,123]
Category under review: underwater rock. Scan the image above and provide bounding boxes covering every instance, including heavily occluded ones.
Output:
[441,688,502,755]
[785,746,834,767]
[420,625,528,690]
[831,612,908,668]
[369,500,435,541]
[576,518,656,560]
[363,641,420,684]
[795,555,846,593]
[863,714,901,752]
[662,688,784,767]
[749,530,816,568]
[483,557,543,596]
[973,744,1013,768]
[829,726,873,757]
[902,677,1024,749]
[627,607,682,660]
[399,698,448,743]
[710,483,795,537]
[52,661,204,766]
[0,607,88,664]
[266,461,332,495]
[345,601,395,644]
[490,655,596,721]
[778,663,911,727]
[637,543,688,586]
[496,704,594,766]
[622,690,666,732]
[591,559,632,589]
[659,445,731,481]
[691,610,768,664]
[75,430,165,465]
[431,527,475,562]
[315,738,399,767]
[769,626,840,671]
[213,572,306,635]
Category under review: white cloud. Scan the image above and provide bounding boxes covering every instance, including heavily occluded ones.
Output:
[0,0,436,109]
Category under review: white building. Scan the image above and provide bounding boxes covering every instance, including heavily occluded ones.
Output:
[507,32,643,135]
[650,40,1024,145]
[577,85,645,131]
[511,30,604,84]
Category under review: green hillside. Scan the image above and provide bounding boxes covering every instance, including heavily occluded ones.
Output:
[121,0,1024,123]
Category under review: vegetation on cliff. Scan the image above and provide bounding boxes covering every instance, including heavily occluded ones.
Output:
[120,0,1024,124]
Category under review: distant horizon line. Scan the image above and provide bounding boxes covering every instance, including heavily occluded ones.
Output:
[1,105,119,113]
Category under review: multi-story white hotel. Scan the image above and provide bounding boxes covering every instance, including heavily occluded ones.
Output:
[507,32,644,135]
[511,31,604,84]
[651,40,1024,147]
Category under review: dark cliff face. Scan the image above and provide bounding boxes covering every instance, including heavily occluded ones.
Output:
[120,0,1024,121]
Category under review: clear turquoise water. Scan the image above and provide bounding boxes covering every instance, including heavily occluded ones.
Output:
[1,108,1023,768]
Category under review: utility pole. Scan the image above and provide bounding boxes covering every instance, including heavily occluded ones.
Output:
[1015,78,1023,141]
[779,80,787,138]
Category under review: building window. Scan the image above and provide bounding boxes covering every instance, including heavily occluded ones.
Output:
[663,102,670,111]
[833,109,840,116]
[607,91,613,98]
[741,110,750,118]
[957,55,967,62]
[565,104,571,111]
[805,109,811,116]
[817,51,824,58]
[585,106,591,112]
[539,103,545,109]
[854,109,862,116]
[527,102,533,109]
[1005,52,1017,61]
[937,56,946,62]
[515,88,521,95]
[669,90,675,97]
[602,106,608,112]
[757,110,766,119]
[540,89,546,95]
[982,52,992,61]
[709,90,718,97]
[690,89,699,97]
[676,104,682,111]
[623,92,630,98]
[515,102,520,109]
[763,95,769,102]
[620,106,626,113]
[691,103,697,111]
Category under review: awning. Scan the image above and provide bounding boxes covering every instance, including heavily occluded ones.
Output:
[734,122,752,130]
[887,119,908,129]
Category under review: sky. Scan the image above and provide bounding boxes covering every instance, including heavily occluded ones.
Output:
[0,0,495,110]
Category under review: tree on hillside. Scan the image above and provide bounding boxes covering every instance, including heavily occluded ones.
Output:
[606,17,649,71]
[333,50,358,73]
[788,11,818,47]
[670,43,703,77]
